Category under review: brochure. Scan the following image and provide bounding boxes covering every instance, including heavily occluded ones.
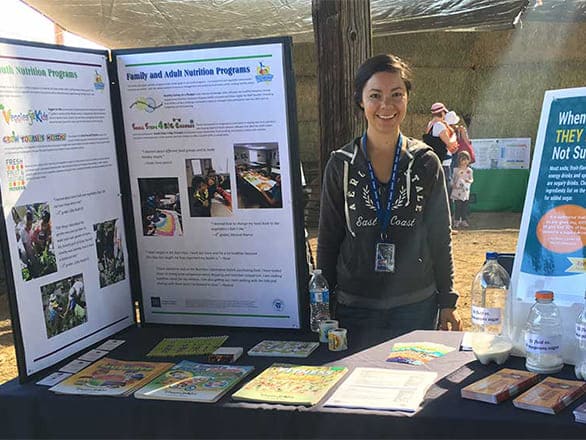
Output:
[461,368,539,404]
[247,340,319,358]
[146,336,228,357]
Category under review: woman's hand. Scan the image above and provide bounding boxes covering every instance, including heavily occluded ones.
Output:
[439,308,463,331]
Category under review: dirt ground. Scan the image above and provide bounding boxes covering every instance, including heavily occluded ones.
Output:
[0,212,520,384]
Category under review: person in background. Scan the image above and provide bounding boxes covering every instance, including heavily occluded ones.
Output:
[317,54,462,348]
[425,103,459,190]
[450,151,474,228]
[191,176,211,217]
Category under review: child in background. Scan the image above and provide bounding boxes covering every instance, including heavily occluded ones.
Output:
[451,151,474,228]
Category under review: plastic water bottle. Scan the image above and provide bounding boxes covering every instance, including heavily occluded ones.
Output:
[309,269,330,332]
[469,252,512,364]
[575,290,586,379]
[524,290,564,374]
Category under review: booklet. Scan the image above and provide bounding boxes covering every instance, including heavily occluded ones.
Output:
[324,368,437,412]
[386,342,455,365]
[147,336,228,357]
[247,340,320,358]
[49,358,173,397]
[231,363,348,405]
[512,377,586,414]
[134,360,254,403]
[461,368,540,404]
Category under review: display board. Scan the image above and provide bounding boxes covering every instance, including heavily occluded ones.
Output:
[0,40,134,378]
[471,138,531,169]
[114,41,304,328]
[510,87,586,364]
[0,37,305,381]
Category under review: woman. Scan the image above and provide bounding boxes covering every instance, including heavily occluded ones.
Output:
[317,54,462,347]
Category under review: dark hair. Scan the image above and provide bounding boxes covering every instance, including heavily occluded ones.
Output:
[353,54,412,109]
[458,151,471,162]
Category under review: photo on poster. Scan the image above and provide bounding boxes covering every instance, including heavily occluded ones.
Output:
[137,177,183,236]
[234,142,282,209]
[41,273,87,339]
[11,203,57,281]
[186,158,233,217]
[93,219,126,288]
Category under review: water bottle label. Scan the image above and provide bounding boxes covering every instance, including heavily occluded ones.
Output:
[576,323,586,342]
[310,290,329,304]
[471,306,501,326]
[524,333,561,354]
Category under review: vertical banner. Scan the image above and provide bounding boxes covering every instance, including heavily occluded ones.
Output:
[511,87,586,363]
[0,40,134,379]
[114,38,304,328]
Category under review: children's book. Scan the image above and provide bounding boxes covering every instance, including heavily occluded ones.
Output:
[324,368,437,412]
[461,368,540,404]
[512,377,586,414]
[146,336,228,357]
[49,358,173,397]
[247,340,319,358]
[231,363,348,405]
[134,360,254,403]
[573,401,586,423]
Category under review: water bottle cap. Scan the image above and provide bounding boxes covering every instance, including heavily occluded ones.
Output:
[313,269,322,275]
[485,252,498,260]
[535,290,554,300]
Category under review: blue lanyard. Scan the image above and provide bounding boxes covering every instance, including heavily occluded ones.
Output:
[362,132,403,241]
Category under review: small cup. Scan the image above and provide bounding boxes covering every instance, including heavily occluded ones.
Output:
[328,328,348,351]
[318,320,339,343]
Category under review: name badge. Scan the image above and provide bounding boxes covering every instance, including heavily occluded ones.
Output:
[375,242,395,273]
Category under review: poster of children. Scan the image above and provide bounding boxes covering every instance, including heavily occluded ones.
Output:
[11,203,57,281]
[186,158,233,217]
[41,273,87,338]
[93,219,126,288]
[137,177,183,236]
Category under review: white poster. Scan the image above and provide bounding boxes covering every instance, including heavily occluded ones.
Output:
[116,41,301,328]
[510,87,586,364]
[0,41,134,376]
[472,138,531,169]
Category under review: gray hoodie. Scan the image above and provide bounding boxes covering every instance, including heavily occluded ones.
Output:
[317,135,459,310]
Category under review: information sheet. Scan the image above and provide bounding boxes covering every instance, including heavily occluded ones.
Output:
[116,41,301,328]
[0,41,134,376]
[472,138,531,169]
[510,87,586,363]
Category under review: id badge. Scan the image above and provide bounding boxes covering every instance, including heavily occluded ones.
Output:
[375,242,395,273]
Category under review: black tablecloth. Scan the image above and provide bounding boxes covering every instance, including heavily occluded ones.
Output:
[1,325,584,438]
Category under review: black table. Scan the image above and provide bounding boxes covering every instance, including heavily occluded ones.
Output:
[0,326,584,438]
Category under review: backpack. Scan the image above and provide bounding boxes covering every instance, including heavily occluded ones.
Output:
[422,127,448,161]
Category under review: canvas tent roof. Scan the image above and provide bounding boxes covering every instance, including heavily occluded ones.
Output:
[19,0,534,49]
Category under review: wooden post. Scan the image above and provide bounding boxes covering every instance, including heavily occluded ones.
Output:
[312,0,371,179]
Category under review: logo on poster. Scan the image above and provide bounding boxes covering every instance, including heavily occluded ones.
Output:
[0,103,47,126]
[130,97,163,113]
[5,158,25,191]
[272,298,285,312]
[255,62,274,83]
[94,70,105,91]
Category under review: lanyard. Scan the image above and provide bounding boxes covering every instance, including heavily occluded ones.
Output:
[362,132,403,241]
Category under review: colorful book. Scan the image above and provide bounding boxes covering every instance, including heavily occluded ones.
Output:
[146,336,228,357]
[134,360,254,403]
[512,377,586,414]
[573,401,586,424]
[49,358,173,397]
[386,342,455,365]
[461,368,540,404]
[231,363,348,405]
[247,340,319,358]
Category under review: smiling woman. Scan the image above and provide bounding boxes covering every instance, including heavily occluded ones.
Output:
[316,53,463,348]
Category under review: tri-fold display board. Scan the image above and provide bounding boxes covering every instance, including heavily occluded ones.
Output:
[0,37,307,381]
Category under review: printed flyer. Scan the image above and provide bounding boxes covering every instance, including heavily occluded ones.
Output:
[0,41,134,376]
[116,42,301,328]
[510,87,586,363]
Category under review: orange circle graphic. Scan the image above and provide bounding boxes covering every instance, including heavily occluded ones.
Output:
[536,204,586,254]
